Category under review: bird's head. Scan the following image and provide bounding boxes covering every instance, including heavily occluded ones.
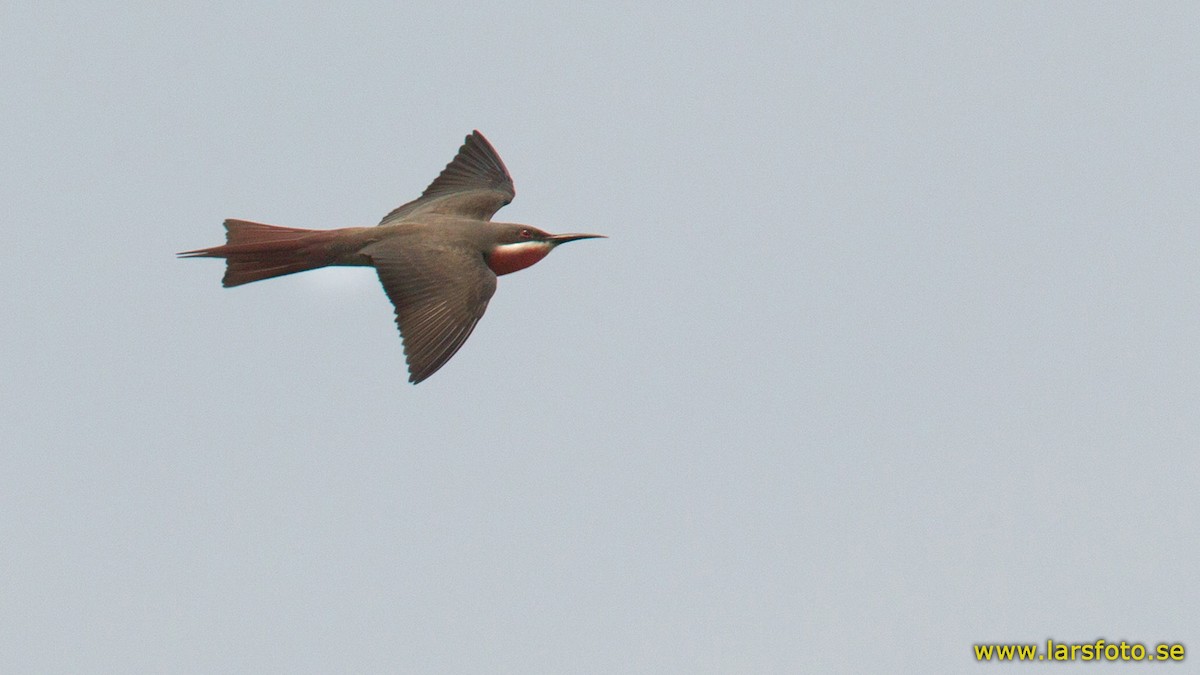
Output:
[485,224,605,276]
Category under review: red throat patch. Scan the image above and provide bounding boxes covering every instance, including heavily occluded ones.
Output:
[487,241,553,276]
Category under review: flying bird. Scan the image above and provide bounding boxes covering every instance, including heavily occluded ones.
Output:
[179,131,604,383]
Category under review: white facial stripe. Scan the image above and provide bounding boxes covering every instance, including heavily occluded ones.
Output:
[494,241,551,254]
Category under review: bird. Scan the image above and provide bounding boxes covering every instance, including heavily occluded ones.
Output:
[179,130,605,384]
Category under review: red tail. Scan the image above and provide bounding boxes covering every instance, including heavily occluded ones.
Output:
[178,219,340,287]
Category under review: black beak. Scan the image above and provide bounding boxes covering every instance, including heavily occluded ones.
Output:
[547,233,607,246]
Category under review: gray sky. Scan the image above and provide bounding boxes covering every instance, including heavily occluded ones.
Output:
[2,2,1196,672]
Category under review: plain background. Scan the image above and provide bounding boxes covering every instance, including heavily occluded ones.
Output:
[2,2,1196,672]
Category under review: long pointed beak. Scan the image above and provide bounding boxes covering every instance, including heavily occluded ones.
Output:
[547,233,607,246]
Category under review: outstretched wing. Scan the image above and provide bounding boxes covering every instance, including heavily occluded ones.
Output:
[364,238,498,384]
[379,130,516,225]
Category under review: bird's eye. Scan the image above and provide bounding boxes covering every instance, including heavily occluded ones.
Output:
[518,229,533,239]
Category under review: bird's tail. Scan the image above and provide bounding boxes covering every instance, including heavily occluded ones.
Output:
[178,219,341,287]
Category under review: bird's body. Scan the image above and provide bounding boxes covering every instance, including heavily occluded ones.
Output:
[179,131,603,383]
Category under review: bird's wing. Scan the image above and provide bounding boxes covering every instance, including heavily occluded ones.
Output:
[379,131,516,225]
[364,238,498,384]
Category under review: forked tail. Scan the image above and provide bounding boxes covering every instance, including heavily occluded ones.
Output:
[178,219,340,287]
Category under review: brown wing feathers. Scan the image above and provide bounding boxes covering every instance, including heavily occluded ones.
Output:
[377,131,516,224]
